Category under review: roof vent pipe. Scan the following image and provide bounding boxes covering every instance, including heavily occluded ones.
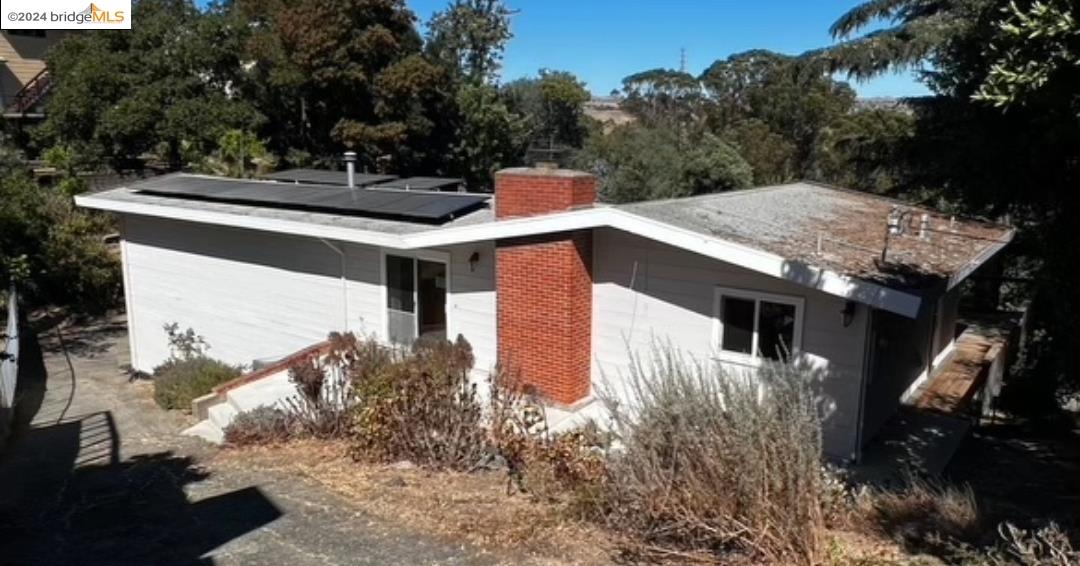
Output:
[343,151,357,188]
[919,214,930,240]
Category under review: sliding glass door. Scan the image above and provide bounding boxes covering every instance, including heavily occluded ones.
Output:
[385,254,447,345]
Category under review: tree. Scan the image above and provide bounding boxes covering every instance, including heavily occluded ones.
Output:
[425,0,514,85]
[575,124,752,204]
[234,0,424,164]
[0,172,120,311]
[503,69,591,163]
[451,84,530,188]
[40,0,261,169]
[973,0,1080,110]
[620,68,704,128]
[700,51,856,182]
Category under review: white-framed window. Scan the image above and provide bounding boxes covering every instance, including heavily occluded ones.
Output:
[713,287,804,364]
[380,249,451,345]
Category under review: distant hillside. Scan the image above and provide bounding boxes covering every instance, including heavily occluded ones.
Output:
[584,96,635,126]
[854,97,914,113]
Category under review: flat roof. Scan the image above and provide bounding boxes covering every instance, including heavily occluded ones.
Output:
[133,174,488,224]
[89,173,494,235]
[374,177,465,191]
[262,168,397,187]
[619,182,1013,289]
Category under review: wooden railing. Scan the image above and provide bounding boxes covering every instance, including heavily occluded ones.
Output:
[5,68,53,115]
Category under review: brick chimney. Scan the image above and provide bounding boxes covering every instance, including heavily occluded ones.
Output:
[494,167,596,405]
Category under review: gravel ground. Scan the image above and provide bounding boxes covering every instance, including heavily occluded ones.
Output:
[0,314,498,566]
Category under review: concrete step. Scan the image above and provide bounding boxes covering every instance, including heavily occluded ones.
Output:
[226,371,297,413]
[208,402,239,430]
[182,419,224,444]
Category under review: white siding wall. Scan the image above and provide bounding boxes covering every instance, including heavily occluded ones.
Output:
[439,242,497,374]
[121,216,497,375]
[591,228,870,459]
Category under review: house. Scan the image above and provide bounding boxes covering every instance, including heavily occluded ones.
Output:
[74,166,1013,460]
[0,30,67,118]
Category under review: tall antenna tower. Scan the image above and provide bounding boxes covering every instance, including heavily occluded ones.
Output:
[679,47,687,73]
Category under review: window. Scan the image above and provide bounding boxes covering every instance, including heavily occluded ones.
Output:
[384,253,448,345]
[714,288,803,363]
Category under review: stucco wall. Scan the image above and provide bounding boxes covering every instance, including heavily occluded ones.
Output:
[590,228,871,460]
[120,216,496,375]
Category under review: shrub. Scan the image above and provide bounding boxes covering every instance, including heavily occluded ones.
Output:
[994,522,1079,565]
[152,356,242,410]
[855,474,980,548]
[594,346,825,564]
[280,352,353,439]
[348,335,490,470]
[224,406,292,446]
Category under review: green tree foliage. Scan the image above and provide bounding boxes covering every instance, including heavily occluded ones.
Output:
[826,0,1080,405]
[503,69,591,163]
[40,0,260,168]
[974,1,1079,109]
[701,51,857,183]
[0,174,120,312]
[620,68,704,128]
[235,0,425,167]
[425,0,514,85]
[576,124,752,203]
[451,84,530,188]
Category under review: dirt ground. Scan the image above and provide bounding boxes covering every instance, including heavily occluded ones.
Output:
[0,314,513,565]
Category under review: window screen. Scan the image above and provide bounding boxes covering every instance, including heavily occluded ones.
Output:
[720,296,755,355]
[386,255,416,345]
[385,255,415,312]
[757,301,796,361]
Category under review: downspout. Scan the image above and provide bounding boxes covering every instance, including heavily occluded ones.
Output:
[854,308,875,464]
[319,239,349,332]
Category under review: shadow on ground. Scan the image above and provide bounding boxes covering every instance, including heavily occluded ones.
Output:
[947,416,1080,532]
[0,323,282,566]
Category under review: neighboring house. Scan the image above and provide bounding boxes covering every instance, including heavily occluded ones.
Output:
[75,167,1013,460]
[0,30,66,117]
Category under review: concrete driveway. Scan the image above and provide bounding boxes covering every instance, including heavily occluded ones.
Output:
[0,314,495,566]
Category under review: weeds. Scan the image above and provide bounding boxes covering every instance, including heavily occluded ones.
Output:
[223,406,292,446]
[855,474,981,549]
[593,346,825,564]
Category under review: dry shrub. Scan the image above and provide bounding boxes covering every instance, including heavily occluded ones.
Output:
[281,353,353,438]
[223,406,292,446]
[993,522,1079,565]
[595,346,826,564]
[497,415,610,510]
[344,334,491,470]
[855,474,981,547]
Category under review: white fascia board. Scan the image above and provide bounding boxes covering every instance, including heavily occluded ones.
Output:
[946,228,1015,290]
[77,196,923,317]
[75,194,402,248]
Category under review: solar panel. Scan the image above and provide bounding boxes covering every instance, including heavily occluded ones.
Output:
[262,168,398,187]
[375,177,465,191]
[134,175,489,223]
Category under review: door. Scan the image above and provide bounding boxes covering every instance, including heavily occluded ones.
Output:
[385,254,448,345]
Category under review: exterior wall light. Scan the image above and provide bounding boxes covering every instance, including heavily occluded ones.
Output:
[842,301,857,328]
[468,251,480,272]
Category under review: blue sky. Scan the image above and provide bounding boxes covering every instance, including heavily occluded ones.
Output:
[407,0,929,98]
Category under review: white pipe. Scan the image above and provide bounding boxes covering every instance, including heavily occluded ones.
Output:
[319,239,349,332]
